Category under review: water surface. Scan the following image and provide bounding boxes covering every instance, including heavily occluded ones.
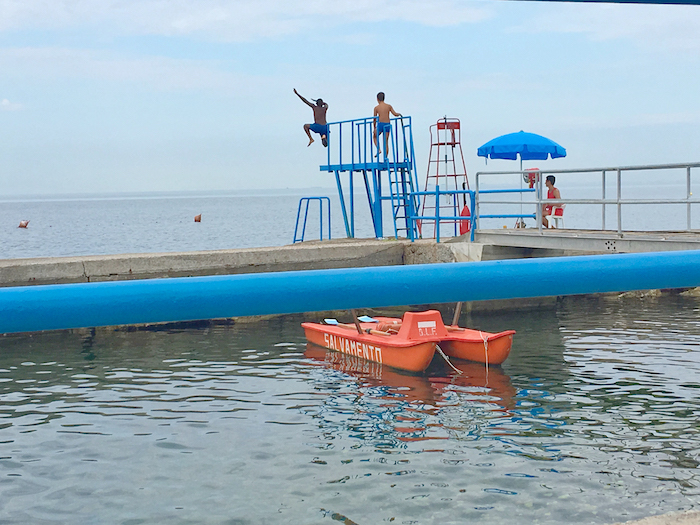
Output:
[1,294,699,524]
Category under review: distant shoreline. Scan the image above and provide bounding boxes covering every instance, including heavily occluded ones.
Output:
[0,187,339,203]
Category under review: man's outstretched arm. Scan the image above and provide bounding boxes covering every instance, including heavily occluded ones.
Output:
[390,105,402,117]
[294,88,313,107]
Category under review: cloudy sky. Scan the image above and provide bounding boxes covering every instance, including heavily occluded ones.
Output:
[0,0,699,195]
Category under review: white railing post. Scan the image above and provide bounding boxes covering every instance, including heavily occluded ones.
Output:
[617,169,622,236]
[602,170,606,230]
[688,166,692,231]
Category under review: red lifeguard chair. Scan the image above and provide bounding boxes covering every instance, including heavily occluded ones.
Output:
[420,118,470,238]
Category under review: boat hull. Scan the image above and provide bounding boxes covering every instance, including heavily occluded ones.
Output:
[439,329,515,365]
[302,325,437,373]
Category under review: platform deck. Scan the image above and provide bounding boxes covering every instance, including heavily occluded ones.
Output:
[320,161,411,172]
[471,228,700,253]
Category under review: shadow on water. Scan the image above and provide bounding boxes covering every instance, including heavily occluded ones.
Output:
[0,295,699,524]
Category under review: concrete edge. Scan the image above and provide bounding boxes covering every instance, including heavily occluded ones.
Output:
[611,511,700,525]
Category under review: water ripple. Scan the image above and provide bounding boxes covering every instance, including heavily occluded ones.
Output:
[0,300,699,523]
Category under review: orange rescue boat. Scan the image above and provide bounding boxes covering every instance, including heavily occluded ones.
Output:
[302,310,449,373]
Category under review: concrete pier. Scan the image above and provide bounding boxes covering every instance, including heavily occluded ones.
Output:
[471,228,700,255]
[3,232,700,289]
[614,511,700,525]
[0,239,483,288]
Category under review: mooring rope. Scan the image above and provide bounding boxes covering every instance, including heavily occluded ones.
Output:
[480,331,489,384]
[436,344,462,375]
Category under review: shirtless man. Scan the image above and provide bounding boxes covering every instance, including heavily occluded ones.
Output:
[294,88,329,147]
[373,92,402,157]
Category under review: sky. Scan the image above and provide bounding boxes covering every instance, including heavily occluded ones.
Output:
[0,0,699,196]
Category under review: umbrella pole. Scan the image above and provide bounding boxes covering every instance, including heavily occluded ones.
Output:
[518,155,524,228]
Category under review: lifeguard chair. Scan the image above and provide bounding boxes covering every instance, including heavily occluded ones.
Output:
[545,205,565,228]
[420,118,470,238]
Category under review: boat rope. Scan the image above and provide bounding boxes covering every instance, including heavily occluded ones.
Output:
[480,331,489,384]
[436,344,462,375]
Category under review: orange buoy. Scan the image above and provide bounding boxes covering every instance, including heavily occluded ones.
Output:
[194,214,201,222]
[18,220,29,228]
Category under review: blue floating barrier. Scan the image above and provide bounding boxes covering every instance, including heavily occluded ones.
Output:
[0,250,699,334]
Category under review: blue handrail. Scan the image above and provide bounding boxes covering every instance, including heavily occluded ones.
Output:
[293,197,331,243]
[410,186,537,242]
[409,186,477,242]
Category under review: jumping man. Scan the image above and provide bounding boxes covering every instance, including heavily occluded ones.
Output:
[373,92,402,157]
[294,88,329,147]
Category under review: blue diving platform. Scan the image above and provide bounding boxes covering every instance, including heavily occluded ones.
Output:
[321,116,420,240]
[320,161,412,172]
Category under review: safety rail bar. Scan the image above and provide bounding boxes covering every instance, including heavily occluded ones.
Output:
[293,197,331,244]
[409,186,537,242]
[476,162,700,235]
[408,186,476,242]
[322,116,415,174]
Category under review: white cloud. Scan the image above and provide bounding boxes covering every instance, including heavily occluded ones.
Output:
[0,47,255,92]
[514,3,700,53]
[0,98,23,110]
[0,0,492,40]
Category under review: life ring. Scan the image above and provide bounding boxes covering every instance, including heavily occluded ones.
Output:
[522,169,539,189]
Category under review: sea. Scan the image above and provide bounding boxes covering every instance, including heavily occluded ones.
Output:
[0,174,697,260]
[0,189,363,260]
[0,187,699,524]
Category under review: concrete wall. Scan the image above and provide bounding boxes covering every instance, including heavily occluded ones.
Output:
[0,237,625,289]
[1,235,676,289]
[1,239,490,287]
[0,240,407,287]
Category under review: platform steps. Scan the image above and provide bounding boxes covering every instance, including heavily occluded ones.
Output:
[381,122,420,239]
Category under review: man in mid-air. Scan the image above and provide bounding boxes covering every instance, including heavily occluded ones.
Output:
[294,89,328,147]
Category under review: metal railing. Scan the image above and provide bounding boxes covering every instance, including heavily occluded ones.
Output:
[322,116,416,174]
[408,186,538,242]
[475,162,700,235]
[293,197,331,244]
[408,185,476,242]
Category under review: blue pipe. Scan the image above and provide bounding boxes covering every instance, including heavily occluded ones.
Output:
[1,250,699,335]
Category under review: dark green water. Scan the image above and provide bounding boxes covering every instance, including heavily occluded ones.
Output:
[1,294,699,524]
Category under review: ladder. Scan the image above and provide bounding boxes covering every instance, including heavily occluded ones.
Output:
[420,118,470,238]
[379,118,420,239]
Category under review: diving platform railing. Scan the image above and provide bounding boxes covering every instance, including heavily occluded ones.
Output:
[321,116,420,240]
[293,197,331,244]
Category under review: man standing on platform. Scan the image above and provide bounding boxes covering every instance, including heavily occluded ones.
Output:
[373,92,402,157]
[294,89,328,147]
